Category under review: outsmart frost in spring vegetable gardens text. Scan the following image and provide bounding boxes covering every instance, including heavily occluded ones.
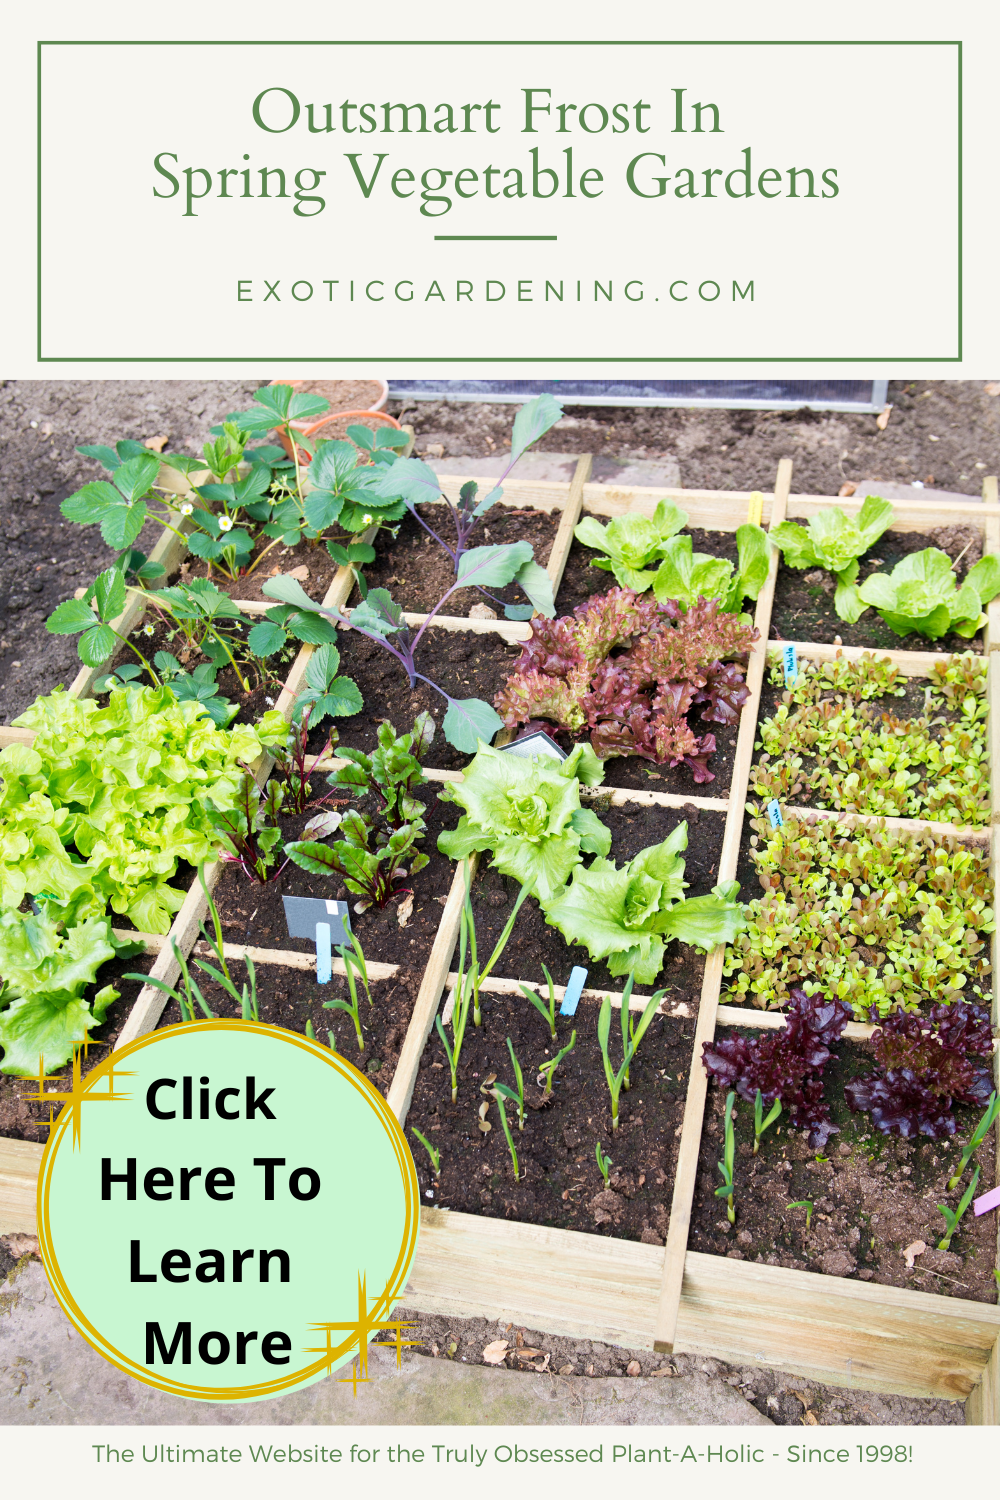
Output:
[151,85,839,220]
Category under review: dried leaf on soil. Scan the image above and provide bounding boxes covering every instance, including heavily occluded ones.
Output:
[482,1340,509,1364]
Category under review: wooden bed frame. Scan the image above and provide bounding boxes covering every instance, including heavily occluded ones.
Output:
[2,456,997,1422]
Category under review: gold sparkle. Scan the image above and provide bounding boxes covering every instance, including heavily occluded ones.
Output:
[304,1272,420,1394]
[23,1042,133,1149]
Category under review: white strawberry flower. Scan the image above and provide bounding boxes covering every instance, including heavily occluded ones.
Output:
[362,514,374,525]
[180,502,194,516]
[218,515,234,532]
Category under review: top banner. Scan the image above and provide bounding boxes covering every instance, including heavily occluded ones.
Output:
[39,39,959,363]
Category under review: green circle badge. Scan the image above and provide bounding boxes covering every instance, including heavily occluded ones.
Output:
[37,1022,419,1402]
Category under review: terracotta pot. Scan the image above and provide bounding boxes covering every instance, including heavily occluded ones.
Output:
[267,379,398,461]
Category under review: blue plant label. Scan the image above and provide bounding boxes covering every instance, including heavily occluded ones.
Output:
[315,922,333,986]
[767,800,784,829]
[782,643,797,684]
[559,966,588,1017]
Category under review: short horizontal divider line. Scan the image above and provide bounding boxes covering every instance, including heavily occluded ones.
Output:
[196,940,400,980]
[769,803,989,842]
[767,639,960,679]
[717,1002,876,1041]
[400,611,531,641]
[308,756,727,811]
[440,970,694,1025]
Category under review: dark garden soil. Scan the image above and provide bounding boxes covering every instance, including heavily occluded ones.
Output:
[557,527,740,615]
[354,504,561,616]
[168,535,343,604]
[0,952,154,1143]
[692,1036,998,1304]
[153,957,414,1100]
[209,792,460,978]
[407,989,694,1241]
[466,804,723,997]
[770,524,985,654]
[325,621,522,771]
[394,380,1000,500]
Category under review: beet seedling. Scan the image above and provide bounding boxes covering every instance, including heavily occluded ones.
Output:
[947,1091,999,1191]
[518,963,559,1041]
[537,1031,576,1099]
[753,1089,782,1153]
[411,1128,441,1179]
[595,1141,612,1186]
[937,1166,981,1251]
[597,987,665,1131]
[715,1091,737,1225]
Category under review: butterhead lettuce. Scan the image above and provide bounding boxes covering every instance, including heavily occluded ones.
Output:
[858,548,1000,640]
[541,823,746,983]
[437,740,608,900]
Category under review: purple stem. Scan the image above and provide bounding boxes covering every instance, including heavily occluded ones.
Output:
[407,501,457,563]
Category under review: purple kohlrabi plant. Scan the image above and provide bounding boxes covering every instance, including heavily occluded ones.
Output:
[370,395,564,613]
[263,539,557,753]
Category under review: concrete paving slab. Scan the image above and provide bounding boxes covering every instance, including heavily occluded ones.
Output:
[850,480,979,504]
[0,1259,767,1427]
[427,452,681,489]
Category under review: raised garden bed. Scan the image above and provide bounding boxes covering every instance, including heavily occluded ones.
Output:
[1,446,998,1423]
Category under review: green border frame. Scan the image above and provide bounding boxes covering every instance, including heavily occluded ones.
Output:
[36,39,962,363]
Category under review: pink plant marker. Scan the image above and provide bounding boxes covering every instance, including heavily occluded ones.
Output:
[973,1183,1000,1217]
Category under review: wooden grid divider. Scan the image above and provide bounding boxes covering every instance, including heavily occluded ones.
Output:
[652,457,792,1353]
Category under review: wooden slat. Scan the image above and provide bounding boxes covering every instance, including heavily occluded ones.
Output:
[966,1337,1000,1426]
[768,640,959,679]
[400,612,529,642]
[786,494,996,530]
[675,1250,1000,1401]
[404,1207,664,1350]
[386,857,479,1124]
[0,1137,44,1236]
[654,456,793,1354]
[716,1003,875,1041]
[984,476,1000,654]
[548,454,591,593]
[768,804,990,843]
